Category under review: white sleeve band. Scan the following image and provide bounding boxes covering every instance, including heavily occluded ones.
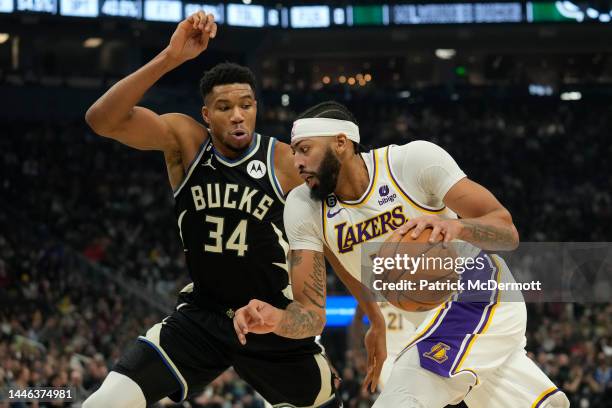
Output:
[389,141,466,208]
[284,186,325,252]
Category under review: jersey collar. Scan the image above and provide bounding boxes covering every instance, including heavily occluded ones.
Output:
[213,133,261,167]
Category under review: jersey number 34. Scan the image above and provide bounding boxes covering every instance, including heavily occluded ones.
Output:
[204,216,248,256]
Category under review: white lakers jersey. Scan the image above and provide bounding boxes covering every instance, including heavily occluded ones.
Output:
[285,140,467,280]
[284,142,565,407]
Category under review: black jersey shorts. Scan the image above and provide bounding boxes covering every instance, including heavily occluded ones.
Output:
[113,293,337,407]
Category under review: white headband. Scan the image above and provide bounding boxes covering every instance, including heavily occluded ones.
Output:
[291,118,360,143]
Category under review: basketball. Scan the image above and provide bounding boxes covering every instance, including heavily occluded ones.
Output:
[376,228,459,312]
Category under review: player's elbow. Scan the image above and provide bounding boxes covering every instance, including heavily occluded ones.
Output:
[310,317,325,336]
[85,105,111,137]
[85,105,107,135]
[316,313,326,334]
[309,308,326,335]
[499,208,520,250]
[507,224,520,250]
[85,104,125,138]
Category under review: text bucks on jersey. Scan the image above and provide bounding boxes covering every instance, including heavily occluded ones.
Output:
[172,134,290,309]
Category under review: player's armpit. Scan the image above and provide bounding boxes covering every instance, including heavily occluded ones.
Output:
[164,147,185,191]
[444,177,519,250]
[273,249,327,339]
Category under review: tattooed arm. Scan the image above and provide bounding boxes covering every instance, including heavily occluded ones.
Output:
[274,249,327,339]
[232,249,327,343]
[399,178,519,251]
[445,178,519,250]
[457,213,518,251]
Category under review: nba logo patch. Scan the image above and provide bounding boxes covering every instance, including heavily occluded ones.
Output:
[326,195,337,207]
[247,160,266,179]
[379,185,390,196]
[423,342,450,364]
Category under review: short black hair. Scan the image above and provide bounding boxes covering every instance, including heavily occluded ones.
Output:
[296,100,358,125]
[199,62,257,102]
[296,101,365,154]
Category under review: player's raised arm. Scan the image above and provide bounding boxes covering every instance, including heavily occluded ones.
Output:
[85,12,217,151]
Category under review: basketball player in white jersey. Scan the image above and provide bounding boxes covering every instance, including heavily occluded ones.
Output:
[233,101,569,408]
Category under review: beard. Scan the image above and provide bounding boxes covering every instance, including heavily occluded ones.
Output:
[309,147,341,201]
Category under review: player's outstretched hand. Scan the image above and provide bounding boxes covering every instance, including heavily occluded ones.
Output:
[166,11,218,65]
[397,215,462,245]
[233,299,283,345]
[362,325,387,393]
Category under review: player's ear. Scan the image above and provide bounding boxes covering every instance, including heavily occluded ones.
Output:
[335,133,349,155]
[202,105,210,124]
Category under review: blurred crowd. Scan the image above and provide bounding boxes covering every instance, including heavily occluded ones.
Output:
[1,96,610,407]
[527,303,611,407]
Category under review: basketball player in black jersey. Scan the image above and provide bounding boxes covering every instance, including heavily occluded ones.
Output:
[81,11,355,408]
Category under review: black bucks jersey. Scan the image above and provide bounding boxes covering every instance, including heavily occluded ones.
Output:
[173,133,291,312]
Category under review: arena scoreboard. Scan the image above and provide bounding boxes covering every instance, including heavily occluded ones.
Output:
[2,2,612,26]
